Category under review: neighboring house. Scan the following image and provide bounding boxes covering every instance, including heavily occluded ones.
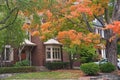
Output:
[93,19,106,59]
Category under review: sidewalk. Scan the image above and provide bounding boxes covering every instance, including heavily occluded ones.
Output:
[0,73,16,79]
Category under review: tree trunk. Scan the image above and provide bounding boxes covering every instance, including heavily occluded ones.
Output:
[112,0,120,21]
[69,54,73,69]
[105,0,120,68]
[106,38,117,68]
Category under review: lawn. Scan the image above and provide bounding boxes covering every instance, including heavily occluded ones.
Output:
[6,70,84,79]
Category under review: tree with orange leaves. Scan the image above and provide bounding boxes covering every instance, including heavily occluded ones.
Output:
[25,0,120,68]
[2,0,120,68]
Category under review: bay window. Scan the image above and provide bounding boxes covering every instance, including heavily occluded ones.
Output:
[46,46,61,62]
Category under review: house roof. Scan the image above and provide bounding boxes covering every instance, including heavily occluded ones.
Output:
[23,39,36,46]
[93,19,103,27]
[44,39,62,45]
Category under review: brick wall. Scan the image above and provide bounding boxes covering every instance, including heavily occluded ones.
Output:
[31,36,45,66]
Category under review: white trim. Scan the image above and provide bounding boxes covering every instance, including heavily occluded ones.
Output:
[3,45,13,62]
[101,49,106,59]
[45,45,62,62]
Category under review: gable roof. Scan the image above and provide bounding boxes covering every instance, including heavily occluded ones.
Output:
[44,39,62,45]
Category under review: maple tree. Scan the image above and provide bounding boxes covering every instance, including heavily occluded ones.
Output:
[25,0,120,68]
[1,0,120,68]
[21,0,120,67]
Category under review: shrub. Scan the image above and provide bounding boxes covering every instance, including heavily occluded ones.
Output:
[100,62,116,73]
[80,63,100,76]
[14,60,30,67]
[0,66,36,74]
[45,62,69,70]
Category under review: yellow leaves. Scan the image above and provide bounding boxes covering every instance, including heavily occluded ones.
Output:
[72,39,81,45]
[31,31,40,36]
[93,40,100,44]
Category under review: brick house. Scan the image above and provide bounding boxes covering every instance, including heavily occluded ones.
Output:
[0,35,70,67]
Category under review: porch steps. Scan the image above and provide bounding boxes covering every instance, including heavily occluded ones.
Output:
[35,66,49,72]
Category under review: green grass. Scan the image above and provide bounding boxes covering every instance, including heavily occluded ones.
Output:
[5,71,80,79]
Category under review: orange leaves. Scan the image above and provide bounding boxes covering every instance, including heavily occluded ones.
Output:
[57,31,100,46]
[106,21,120,34]
[41,22,51,31]
[37,10,44,16]
[46,10,52,19]
[70,11,79,17]
[70,5,77,11]
[22,23,30,30]
[31,31,40,36]
[90,4,104,16]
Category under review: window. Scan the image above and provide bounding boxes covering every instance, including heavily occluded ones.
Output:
[46,46,61,62]
[95,27,105,38]
[46,48,51,58]
[3,45,13,62]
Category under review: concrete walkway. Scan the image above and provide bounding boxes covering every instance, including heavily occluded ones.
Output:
[0,73,16,79]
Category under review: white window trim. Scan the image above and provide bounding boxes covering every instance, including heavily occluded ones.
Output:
[46,45,61,62]
[3,45,14,62]
[95,28,105,38]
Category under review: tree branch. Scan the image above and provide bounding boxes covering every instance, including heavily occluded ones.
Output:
[82,13,93,32]
[5,0,11,10]
[104,8,111,24]
[0,9,19,31]
[112,0,120,21]
[0,7,17,24]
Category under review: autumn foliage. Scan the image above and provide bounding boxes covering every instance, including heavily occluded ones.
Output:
[57,30,100,47]
[21,0,109,47]
[106,21,120,34]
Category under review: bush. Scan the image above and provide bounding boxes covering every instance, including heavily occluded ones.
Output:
[100,62,116,73]
[80,63,100,76]
[14,60,30,67]
[45,62,69,70]
[0,66,36,74]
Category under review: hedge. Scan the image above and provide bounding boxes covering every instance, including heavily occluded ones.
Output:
[45,62,69,70]
[80,62,100,76]
[100,62,116,73]
[0,66,36,74]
